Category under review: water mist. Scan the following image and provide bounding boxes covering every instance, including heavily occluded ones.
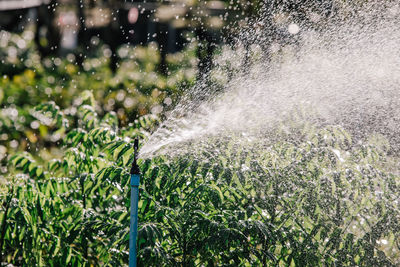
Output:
[140,2,400,164]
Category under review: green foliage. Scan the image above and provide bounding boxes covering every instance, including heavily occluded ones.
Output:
[0,36,196,173]
[2,99,399,266]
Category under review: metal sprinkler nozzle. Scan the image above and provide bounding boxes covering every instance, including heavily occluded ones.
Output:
[130,138,140,175]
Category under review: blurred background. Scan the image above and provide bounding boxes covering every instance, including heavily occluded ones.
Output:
[0,0,261,75]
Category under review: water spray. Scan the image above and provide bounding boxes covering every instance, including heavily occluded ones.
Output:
[129,138,140,267]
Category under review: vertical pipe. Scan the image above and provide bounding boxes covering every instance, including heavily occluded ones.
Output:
[129,139,140,267]
[129,173,140,267]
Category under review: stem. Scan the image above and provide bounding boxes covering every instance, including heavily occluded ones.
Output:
[0,188,13,264]
[81,176,88,261]
[182,225,187,267]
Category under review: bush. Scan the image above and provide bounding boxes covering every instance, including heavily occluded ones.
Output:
[2,99,399,266]
[0,35,196,176]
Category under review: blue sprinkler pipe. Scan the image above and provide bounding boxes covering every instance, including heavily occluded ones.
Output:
[129,138,140,267]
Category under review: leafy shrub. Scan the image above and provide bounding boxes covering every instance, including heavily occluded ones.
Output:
[0,35,196,177]
[2,99,399,266]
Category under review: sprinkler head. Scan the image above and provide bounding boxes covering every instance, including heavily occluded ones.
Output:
[130,138,141,175]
